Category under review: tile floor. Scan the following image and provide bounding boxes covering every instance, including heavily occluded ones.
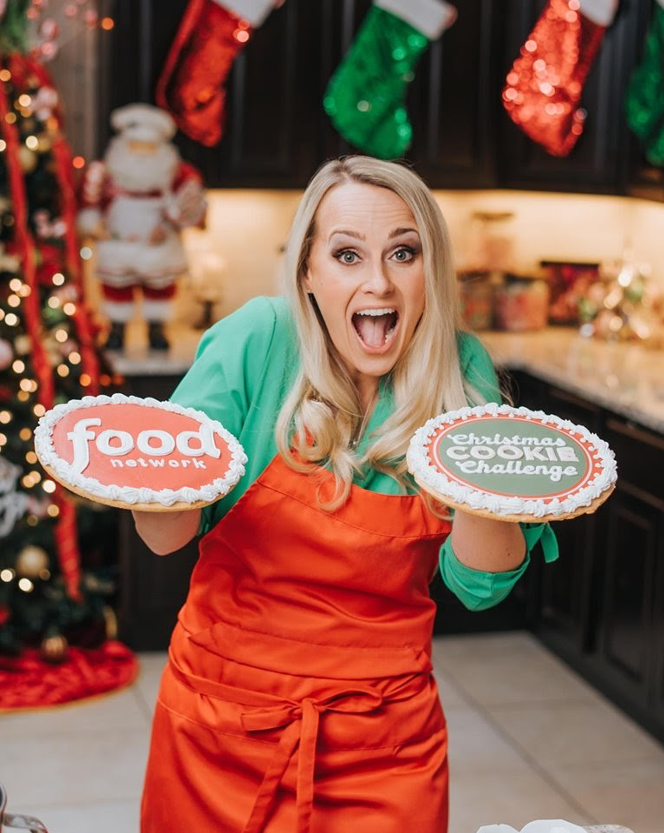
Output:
[3,631,663,833]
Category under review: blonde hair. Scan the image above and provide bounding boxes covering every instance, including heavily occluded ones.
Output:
[275,156,483,509]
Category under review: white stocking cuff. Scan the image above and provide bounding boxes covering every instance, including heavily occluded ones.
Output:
[374,0,457,40]
[579,0,619,27]
[218,0,275,28]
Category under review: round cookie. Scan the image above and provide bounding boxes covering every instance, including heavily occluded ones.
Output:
[34,394,247,512]
[407,404,617,523]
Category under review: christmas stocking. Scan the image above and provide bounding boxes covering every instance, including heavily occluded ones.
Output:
[324,0,457,160]
[502,0,619,157]
[156,0,277,146]
[625,0,664,166]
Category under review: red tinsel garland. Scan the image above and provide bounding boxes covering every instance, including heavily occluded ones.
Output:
[0,53,101,601]
[7,54,100,393]
[0,67,55,407]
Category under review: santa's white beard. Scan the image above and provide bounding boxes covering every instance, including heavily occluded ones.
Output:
[105,136,180,192]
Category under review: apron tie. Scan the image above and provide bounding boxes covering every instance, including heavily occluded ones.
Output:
[240,687,384,833]
[168,652,426,833]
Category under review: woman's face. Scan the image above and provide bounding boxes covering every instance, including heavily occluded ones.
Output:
[303,181,426,405]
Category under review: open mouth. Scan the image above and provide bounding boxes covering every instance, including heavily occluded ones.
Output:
[351,308,399,350]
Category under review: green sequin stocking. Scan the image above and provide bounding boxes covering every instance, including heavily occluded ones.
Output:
[323,6,430,160]
[625,2,664,167]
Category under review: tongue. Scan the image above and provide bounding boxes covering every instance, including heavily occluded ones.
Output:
[354,314,391,348]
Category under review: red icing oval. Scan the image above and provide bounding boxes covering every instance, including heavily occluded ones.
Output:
[51,403,234,494]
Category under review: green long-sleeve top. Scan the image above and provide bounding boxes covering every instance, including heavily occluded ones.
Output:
[171,296,558,612]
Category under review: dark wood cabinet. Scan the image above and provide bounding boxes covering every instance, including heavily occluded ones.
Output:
[114,372,200,650]
[622,0,664,201]
[591,419,664,723]
[107,0,501,189]
[109,0,322,188]
[105,0,662,199]
[408,0,500,188]
[496,0,641,194]
[536,385,602,655]
[512,371,664,743]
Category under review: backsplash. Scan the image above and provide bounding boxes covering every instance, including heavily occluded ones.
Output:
[84,189,664,330]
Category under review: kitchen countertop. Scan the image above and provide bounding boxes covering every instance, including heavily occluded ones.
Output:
[481,328,664,435]
[109,323,664,436]
[107,327,202,377]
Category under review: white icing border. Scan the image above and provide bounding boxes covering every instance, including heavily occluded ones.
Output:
[34,394,247,507]
[406,404,617,518]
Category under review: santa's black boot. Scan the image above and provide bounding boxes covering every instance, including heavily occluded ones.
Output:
[148,321,170,351]
[104,321,125,351]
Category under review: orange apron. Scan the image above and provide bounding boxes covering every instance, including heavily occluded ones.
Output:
[141,453,452,833]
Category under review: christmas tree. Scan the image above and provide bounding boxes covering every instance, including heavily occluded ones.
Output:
[0,2,136,706]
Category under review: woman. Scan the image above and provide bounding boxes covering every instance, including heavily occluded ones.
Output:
[136,157,556,833]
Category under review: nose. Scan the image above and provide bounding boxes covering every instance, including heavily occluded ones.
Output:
[363,258,393,295]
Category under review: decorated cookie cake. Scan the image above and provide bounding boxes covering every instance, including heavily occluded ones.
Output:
[34,394,247,511]
[407,404,617,522]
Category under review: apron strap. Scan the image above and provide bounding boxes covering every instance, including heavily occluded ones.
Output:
[240,689,385,833]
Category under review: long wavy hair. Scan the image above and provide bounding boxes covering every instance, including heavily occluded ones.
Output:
[275,156,485,509]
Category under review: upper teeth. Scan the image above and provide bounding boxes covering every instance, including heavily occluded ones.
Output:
[355,308,396,316]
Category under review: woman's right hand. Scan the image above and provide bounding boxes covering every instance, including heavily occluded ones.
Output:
[132,508,201,555]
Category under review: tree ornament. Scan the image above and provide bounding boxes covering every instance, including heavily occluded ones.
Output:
[0,459,30,538]
[103,604,118,640]
[39,18,60,42]
[29,85,59,121]
[41,632,69,663]
[324,0,457,160]
[13,334,31,355]
[502,0,618,157]
[156,0,277,146]
[0,244,20,272]
[19,145,38,173]
[625,0,664,167]
[0,339,13,370]
[15,545,50,579]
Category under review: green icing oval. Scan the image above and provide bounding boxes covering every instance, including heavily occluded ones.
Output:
[431,417,591,499]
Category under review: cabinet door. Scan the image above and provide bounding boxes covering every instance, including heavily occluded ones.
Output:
[653,520,664,726]
[115,374,200,650]
[594,419,664,713]
[538,386,603,651]
[109,0,322,188]
[496,0,636,193]
[625,0,664,202]
[595,486,659,709]
[509,373,602,651]
[407,0,499,188]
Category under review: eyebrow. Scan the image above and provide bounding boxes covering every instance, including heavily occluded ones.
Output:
[328,227,420,242]
[328,229,365,242]
[389,227,419,239]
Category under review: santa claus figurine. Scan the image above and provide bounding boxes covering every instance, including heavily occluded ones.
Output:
[78,103,206,350]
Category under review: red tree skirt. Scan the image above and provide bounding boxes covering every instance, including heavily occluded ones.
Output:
[0,642,138,711]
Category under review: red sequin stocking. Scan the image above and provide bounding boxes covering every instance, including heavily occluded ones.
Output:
[502,0,618,157]
[156,0,276,147]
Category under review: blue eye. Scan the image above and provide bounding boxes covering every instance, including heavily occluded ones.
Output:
[393,246,415,262]
[334,249,359,265]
